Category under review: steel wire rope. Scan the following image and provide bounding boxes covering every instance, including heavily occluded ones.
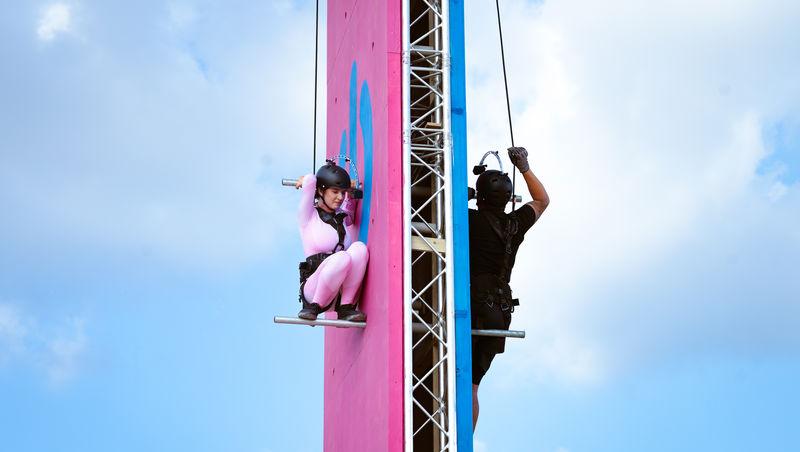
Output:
[495,0,517,210]
[312,0,320,173]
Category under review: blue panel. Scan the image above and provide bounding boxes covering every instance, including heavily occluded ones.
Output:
[448,0,473,450]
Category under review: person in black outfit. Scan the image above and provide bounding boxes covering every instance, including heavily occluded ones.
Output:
[470,146,549,429]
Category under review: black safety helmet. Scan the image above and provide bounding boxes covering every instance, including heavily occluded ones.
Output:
[316,160,351,192]
[476,169,512,209]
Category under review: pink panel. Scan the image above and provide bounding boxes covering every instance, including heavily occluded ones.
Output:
[323,1,403,451]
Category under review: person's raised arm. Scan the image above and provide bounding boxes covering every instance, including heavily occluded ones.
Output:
[297,174,317,227]
[508,147,550,220]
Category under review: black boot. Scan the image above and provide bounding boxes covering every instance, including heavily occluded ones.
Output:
[298,302,322,321]
[336,304,366,322]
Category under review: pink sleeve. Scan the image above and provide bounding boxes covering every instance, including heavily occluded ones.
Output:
[298,174,317,227]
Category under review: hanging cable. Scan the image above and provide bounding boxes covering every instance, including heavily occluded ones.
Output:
[495,0,517,210]
[312,0,320,173]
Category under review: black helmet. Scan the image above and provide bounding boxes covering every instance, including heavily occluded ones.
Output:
[316,160,351,191]
[476,169,512,209]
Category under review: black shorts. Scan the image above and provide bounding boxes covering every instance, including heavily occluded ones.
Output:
[471,300,512,385]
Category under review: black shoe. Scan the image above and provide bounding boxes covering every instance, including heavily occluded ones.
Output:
[298,302,322,320]
[336,304,366,322]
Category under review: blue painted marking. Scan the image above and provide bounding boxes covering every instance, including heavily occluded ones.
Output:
[358,81,374,243]
[339,131,348,164]
[337,61,374,243]
[348,62,359,167]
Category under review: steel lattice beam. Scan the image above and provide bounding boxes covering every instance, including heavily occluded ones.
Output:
[403,0,457,450]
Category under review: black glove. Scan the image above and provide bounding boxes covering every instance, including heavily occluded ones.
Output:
[507,147,530,173]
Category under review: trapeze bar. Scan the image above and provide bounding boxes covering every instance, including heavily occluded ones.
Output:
[281,178,362,191]
[411,322,525,338]
[472,328,525,338]
[273,316,367,329]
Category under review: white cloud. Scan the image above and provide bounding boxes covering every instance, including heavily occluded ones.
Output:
[0,303,27,363]
[37,3,71,42]
[270,0,297,14]
[474,438,488,452]
[768,181,789,202]
[3,4,321,271]
[167,2,197,31]
[43,317,87,385]
[0,302,87,386]
[464,0,800,385]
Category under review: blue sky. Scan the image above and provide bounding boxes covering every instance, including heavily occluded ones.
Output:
[1,1,799,451]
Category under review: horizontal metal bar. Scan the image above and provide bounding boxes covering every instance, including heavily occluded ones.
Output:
[472,328,525,338]
[410,231,447,256]
[409,145,444,153]
[410,66,444,73]
[411,221,441,237]
[274,316,366,329]
[410,45,440,53]
[411,322,525,338]
[289,180,522,203]
[282,178,362,190]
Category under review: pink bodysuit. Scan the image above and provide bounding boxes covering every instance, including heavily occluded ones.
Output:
[298,174,369,308]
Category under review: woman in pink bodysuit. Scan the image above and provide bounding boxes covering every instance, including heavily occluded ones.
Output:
[295,161,368,322]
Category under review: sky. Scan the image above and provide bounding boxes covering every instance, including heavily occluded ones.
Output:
[0,1,798,451]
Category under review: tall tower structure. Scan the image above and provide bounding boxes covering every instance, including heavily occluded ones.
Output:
[322,1,471,450]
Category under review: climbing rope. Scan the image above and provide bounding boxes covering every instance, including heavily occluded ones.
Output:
[312,0,320,173]
[495,0,517,210]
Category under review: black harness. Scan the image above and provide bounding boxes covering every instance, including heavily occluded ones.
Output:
[472,210,520,313]
[480,210,518,282]
[317,208,348,253]
[298,208,348,310]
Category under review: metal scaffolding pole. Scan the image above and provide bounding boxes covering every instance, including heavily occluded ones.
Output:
[403,1,457,450]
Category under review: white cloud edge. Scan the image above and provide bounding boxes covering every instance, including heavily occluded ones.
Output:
[43,316,87,385]
[0,302,88,386]
[464,0,800,387]
[37,3,72,42]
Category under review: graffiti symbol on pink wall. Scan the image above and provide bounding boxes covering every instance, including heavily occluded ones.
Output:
[339,61,373,243]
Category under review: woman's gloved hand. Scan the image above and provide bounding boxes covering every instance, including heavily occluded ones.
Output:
[507,146,530,173]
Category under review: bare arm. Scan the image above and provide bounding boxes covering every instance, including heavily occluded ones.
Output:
[520,168,549,220]
[508,146,549,220]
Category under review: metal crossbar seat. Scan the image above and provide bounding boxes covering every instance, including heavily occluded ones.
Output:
[472,328,525,338]
[274,316,367,329]
[274,317,522,337]
[410,321,524,338]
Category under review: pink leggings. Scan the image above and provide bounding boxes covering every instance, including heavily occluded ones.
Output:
[303,241,369,308]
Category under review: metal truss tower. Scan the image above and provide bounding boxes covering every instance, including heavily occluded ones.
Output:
[403,1,458,450]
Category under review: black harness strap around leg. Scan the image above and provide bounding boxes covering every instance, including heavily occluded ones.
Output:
[297,208,349,310]
[299,252,341,312]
